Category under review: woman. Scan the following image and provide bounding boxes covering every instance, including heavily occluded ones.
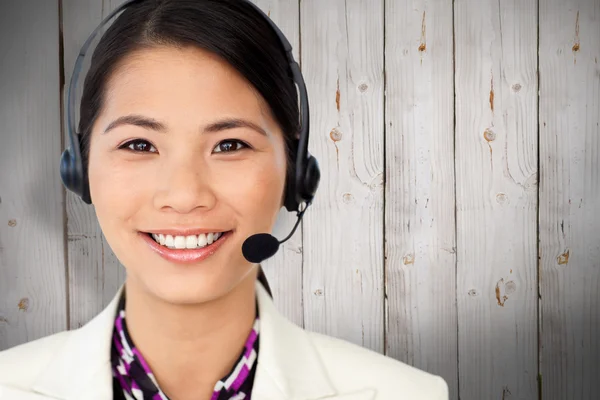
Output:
[0,0,448,399]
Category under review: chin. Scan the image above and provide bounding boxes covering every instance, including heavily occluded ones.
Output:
[133,260,255,306]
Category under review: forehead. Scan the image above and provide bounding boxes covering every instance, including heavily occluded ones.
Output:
[102,45,269,122]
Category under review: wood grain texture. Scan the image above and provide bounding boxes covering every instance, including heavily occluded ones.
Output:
[249,0,304,327]
[300,0,385,352]
[539,0,600,398]
[4,0,600,397]
[454,0,539,398]
[0,0,67,349]
[384,0,457,395]
[62,0,128,329]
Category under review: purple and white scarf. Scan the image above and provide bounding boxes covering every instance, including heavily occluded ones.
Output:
[110,292,260,400]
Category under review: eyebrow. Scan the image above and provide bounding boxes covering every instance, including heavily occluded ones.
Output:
[103,114,268,136]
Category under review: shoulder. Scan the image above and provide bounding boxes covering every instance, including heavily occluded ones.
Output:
[0,331,71,390]
[306,331,448,400]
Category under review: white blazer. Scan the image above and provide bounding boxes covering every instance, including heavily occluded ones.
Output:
[0,282,448,400]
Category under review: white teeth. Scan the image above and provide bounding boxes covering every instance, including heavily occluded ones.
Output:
[174,236,186,249]
[185,235,198,249]
[197,233,208,247]
[149,232,225,249]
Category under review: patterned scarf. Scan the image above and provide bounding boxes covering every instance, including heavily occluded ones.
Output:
[110,293,260,400]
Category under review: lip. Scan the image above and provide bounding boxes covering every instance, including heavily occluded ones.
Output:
[139,230,232,264]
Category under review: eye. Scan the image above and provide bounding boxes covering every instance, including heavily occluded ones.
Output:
[119,139,157,153]
[213,139,249,154]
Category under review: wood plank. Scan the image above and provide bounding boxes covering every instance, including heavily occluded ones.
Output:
[454,0,539,398]
[0,0,67,349]
[300,0,385,352]
[61,0,128,329]
[250,0,303,327]
[383,0,457,396]
[539,0,600,398]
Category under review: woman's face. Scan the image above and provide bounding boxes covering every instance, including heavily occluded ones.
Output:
[87,46,288,304]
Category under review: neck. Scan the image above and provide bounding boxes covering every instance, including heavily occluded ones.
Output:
[123,270,258,400]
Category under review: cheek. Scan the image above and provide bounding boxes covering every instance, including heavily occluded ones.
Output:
[88,149,148,234]
[217,156,287,221]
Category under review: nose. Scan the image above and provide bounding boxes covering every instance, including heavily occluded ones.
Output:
[153,155,217,214]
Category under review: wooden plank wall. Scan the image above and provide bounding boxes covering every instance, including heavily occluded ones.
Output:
[384,1,457,398]
[0,0,67,348]
[1,1,599,399]
[301,0,385,353]
[539,0,600,399]
[454,0,539,398]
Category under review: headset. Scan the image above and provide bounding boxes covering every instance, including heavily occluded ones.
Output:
[60,0,320,216]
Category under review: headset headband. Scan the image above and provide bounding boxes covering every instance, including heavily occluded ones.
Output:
[63,0,317,211]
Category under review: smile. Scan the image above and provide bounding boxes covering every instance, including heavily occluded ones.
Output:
[148,232,227,249]
[140,230,233,264]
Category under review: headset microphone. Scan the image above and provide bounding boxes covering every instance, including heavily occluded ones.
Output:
[242,203,308,264]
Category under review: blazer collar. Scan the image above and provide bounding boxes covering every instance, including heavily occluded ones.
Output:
[251,282,336,399]
[30,282,373,400]
[31,286,120,400]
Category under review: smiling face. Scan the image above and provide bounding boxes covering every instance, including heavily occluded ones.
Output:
[87,45,288,305]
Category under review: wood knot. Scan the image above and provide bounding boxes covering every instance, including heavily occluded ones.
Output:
[512,83,522,92]
[495,279,508,307]
[483,128,496,142]
[342,193,354,204]
[496,193,508,204]
[557,250,570,265]
[18,298,29,311]
[468,289,479,297]
[314,289,323,296]
[403,253,415,265]
[505,280,517,295]
[330,127,342,142]
[8,219,16,227]
[358,83,369,93]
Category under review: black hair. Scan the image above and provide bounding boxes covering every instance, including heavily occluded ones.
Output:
[78,0,296,294]
[79,0,298,188]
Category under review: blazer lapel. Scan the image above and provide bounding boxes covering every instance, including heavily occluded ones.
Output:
[251,281,334,399]
[30,287,124,400]
[251,284,375,400]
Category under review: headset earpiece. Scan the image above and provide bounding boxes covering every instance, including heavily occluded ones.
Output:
[60,133,92,204]
[301,154,320,203]
[283,151,320,213]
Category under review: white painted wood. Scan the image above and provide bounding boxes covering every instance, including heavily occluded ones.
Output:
[250,0,304,327]
[454,0,539,398]
[62,0,128,330]
[384,0,457,395]
[539,0,600,398]
[4,1,600,398]
[0,1,67,349]
[300,0,385,352]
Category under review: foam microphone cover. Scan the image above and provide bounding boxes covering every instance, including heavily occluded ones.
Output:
[242,233,280,264]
